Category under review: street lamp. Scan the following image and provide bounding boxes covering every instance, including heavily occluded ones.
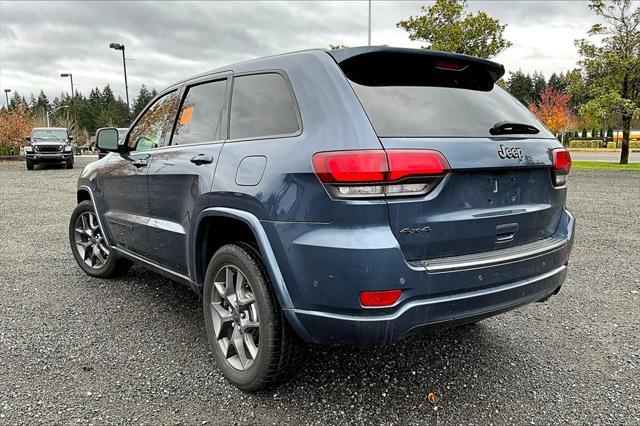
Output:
[46,105,69,127]
[60,73,74,98]
[4,89,11,109]
[110,42,131,123]
[60,73,75,125]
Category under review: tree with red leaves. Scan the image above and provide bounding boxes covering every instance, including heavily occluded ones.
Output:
[529,87,577,141]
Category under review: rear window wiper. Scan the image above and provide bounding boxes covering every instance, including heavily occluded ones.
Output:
[490,121,540,135]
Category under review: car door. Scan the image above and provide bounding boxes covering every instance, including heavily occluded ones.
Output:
[101,90,180,258]
[146,76,230,275]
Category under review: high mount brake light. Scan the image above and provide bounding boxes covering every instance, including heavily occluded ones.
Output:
[434,59,464,71]
[551,148,571,186]
[312,150,450,199]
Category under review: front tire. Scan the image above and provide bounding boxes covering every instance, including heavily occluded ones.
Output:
[66,157,74,169]
[69,200,131,278]
[26,159,34,170]
[203,244,304,391]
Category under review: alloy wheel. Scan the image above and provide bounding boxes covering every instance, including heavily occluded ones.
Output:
[210,265,260,371]
[74,211,109,268]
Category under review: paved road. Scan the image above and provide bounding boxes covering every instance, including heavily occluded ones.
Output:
[570,151,640,162]
[1,158,639,424]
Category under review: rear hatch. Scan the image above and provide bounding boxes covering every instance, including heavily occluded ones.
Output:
[331,47,566,261]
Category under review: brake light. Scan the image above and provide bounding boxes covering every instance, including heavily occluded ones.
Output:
[312,150,449,198]
[360,289,402,307]
[552,148,571,186]
[386,150,449,181]
[435,59,463,71]
[312,150,387,183]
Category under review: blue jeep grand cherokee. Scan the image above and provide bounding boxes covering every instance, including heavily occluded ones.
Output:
[70,46,575,390]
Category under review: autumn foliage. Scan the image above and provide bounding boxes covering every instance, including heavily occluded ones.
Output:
[528,87,577,134]
[0,105,33,149]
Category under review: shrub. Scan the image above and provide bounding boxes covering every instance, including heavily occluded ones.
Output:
[607,141,618,149]
[569,140,602,148]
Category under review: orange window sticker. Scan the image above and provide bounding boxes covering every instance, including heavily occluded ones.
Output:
[180,107,194,125]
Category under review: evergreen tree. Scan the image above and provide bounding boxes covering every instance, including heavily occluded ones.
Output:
[532,72,546,103]
[89,88,102,109]
[132,85,155,119]
[548,72,566,93]
[101,85,116,110]
[9,91,25,110]
[506,70,534,105]
[33,90,50,117]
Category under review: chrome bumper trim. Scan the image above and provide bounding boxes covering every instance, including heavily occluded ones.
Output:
[414,236,567,273]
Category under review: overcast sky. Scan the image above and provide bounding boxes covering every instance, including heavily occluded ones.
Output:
[0,1,597,107]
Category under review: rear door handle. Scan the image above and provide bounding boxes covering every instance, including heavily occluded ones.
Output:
[190,154,214,165]
[132,158,148,168]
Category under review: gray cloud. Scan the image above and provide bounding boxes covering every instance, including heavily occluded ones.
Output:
[1,1,595,106]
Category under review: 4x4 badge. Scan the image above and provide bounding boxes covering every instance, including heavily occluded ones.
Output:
[400,226,431,234]
[497,145,524,160]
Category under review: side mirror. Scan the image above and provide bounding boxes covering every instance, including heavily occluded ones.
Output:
[24,136,31,142]
[96,128,120,152]
[68,136,73,141]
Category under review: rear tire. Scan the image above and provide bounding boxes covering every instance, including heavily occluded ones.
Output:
[203,243,304,391]
[26,159,34,170]
[69,200,131,278]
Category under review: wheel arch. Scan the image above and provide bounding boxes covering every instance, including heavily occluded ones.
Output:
[77,188,91,204]
[76,185,112,247]
[193,208,294,309]
[193,207,314,342]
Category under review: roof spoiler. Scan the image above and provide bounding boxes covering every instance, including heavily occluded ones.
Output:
[327,46,505,83]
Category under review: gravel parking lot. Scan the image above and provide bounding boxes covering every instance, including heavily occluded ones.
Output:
[1,158,638,424]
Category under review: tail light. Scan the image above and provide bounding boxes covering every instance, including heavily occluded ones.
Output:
[312,149,449,199]
[551,148,571,186]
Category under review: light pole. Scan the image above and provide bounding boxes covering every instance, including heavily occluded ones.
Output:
[110,42,131,124]
[4,89,11,109]
[60,73,75,126]
[46,105,69,127]
[60,73,74,98]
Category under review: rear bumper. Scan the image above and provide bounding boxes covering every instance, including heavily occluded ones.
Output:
[269,209,575,345]
[289,265,566,345]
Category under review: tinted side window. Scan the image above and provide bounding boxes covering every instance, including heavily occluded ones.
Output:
[230,73,299,140]
[127,91,179,151]
[172,79,227,145]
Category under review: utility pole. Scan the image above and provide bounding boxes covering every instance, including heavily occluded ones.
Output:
[368,0,372,46]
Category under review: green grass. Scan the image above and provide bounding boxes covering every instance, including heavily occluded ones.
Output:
[572,161,640,171]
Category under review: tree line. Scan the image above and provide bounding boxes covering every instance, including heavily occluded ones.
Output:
[1,85,157,150]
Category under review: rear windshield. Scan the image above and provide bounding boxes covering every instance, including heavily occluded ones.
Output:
[350,83,553,139]
[339,52,553,139]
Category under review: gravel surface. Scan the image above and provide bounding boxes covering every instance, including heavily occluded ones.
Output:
[1,158,639,425]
